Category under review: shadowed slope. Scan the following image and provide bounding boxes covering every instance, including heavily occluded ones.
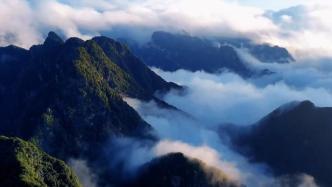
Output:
[225,101,332,186]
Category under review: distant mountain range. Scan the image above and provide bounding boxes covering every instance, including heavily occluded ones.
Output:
[223,101,332,186]
[217,37,295,64]
[121,31,294,76]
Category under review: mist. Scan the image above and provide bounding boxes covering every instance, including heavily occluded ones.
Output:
[69,159,97,187]
[122,94,319,186]
[117,52,330,186]
[42,35,329,186]
[151,56,332,125]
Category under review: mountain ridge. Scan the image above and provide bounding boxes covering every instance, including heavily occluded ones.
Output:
[222,100,332,186]
[0,31,182,186]
[121,31,294,77]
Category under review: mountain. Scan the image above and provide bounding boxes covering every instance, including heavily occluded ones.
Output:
[0,44,29,64]
[0,31,153,148]
[0,45,29,96]
[92,36,180,97]
[217,37,295,64]
[224,101,332,186]
[122,31,294,76]
[123,31,253,77]
[0,136,81,187]
[0,32,181,186]
[129,153,242,187]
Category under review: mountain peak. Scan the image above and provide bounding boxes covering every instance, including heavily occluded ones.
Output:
[44,31,64,47]
[233,100,332,186]
[132,152,241,187]
[270,100,315,117]
[130,31,252,76]
[64,37,84,47]
[297,100,315,109]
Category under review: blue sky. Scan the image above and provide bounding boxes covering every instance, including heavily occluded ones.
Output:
[236,0,304,10]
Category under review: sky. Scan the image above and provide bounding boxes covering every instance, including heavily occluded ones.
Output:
[236,0,332,10]
[236,0,304,10]
[1,0,332,60]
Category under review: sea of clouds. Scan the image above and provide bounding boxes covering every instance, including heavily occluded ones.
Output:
[2,1,330,186]
[117,47,331,186]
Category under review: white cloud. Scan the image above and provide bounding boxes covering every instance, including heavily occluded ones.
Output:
[152,63,332,125]
[297,175,319,187]
[1,0,332,60]
[124,97,281,187]
[0,0,42,47]
[264,3,332,59]
[122,62,327,186]
[280,15,293,23]
[69,159,97,187]
[0,0,277,48]
[154,140,241,181]
[270,174,319,187]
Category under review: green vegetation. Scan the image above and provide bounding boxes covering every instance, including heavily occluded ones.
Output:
[0,136,82,187]
[42,108,55,126]
[93,36,179,97]
[84,40,143,97]
[74,47,113,106]
[0,32,160,186]
[0,32,153,155]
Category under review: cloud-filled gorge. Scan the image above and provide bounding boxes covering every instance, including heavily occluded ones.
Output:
[118,55,331,186]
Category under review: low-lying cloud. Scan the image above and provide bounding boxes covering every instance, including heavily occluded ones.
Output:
[152,61,332,125]
[67,52,328,186]
[123,98,272,186]
[69,159,97,187]
[123,95,319,186]
[118,48,331,186]
[154,140,241,181]
[270,174,318,187]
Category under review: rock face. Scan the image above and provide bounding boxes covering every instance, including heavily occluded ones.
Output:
[129,153,242,187]
[0,136,82,187]
[218,37,295,64]
[126,31,252,77]
[226,101,332,186]
[123,31,294,77]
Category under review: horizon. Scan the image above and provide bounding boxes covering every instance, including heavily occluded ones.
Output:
[1,0,332,60]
